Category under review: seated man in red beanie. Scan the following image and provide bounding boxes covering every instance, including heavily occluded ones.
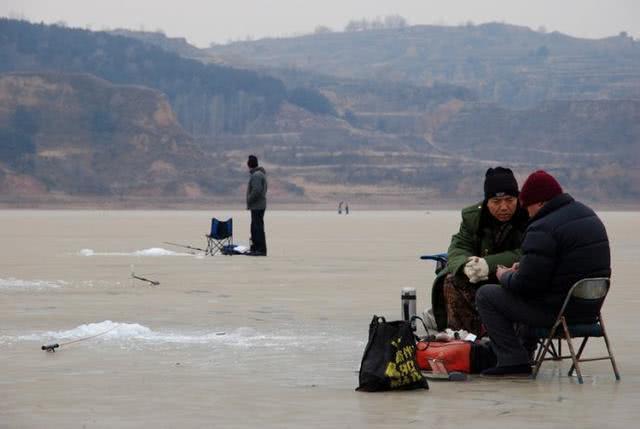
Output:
[428,167,529,335]
[476,170,611,377]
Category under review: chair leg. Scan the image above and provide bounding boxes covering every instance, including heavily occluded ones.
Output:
[533,337,552,379]
[568,337,589,377]
[225,238,233,256]
[534,339,545,363]
[533,323,560,379]
[599,314,621,381]
[556,339,562,360]
[208,238,233,256]
[534,330,559,363]
[561,317,583,384]
[548,340,559,360]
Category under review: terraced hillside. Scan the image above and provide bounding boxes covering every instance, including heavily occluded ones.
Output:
[207,23,640,108]
[1,20,639,206]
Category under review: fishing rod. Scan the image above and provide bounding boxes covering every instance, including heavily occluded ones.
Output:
[132,273,160,286]
[41,325,118,352]
[130,265,160,286]
[163,241,207,253]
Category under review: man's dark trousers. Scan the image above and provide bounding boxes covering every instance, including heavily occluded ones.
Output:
[250,209,267,255]
[476,284,556,366]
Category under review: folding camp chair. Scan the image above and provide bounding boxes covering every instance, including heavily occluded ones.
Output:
[205,218,233,256]
[531,278,620,384]
[420,253,448,274]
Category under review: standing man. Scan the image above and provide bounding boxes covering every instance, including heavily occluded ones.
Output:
[246,155,268,256]
[476,170,611,377]
[428,167,529,335]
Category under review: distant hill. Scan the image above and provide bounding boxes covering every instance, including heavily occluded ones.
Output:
[432,100,640,201]
[435,100,640,160]
[1,19,639,206]
[108,29,218,64]
[0,18,334,137]
[0,72,234,199]
[207,23,640,108]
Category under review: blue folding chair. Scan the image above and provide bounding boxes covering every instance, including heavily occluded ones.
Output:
[420,253,448,274]
[205,218,233,256]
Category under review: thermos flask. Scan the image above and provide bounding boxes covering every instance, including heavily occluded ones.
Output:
[401,287,417,330]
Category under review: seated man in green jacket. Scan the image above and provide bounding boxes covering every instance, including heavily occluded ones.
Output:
[428,167,528,335]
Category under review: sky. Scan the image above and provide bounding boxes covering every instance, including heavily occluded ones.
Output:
[2,0,639,48]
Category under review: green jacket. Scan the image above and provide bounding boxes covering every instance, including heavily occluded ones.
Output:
[431,202,528,330]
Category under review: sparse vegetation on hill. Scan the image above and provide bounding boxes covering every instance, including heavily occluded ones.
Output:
[0,72,241,198]
[1,19,639,206]
[0,18,337,137]
[208,22,640,108]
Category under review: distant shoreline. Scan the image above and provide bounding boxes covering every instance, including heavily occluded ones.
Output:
[1,197,638,211]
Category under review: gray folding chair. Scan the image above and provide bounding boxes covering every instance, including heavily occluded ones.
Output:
[531,278,620,384]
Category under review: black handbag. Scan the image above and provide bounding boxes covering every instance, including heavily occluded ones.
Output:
[356,315,429,392]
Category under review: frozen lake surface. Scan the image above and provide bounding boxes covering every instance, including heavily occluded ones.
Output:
[1,210,639,427]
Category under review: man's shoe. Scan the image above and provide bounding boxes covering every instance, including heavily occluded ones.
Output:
[246,251,267,257]
[480,364,532,378]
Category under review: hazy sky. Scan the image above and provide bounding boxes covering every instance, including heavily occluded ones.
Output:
[2,0,639,47]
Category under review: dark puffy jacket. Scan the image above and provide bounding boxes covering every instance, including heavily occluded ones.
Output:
[501,193,611,320]
[246,166,267,210]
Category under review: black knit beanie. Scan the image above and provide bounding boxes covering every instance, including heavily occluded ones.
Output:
[484,167,519,200]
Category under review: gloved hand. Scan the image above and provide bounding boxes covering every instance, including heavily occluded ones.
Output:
[463,256,489,284]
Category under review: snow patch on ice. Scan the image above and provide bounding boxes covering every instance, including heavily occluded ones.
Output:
[3,321,359,350]
[79,248,190,257]
[18,320,151,342]
[132,247,179,256]
[0,277,66,290]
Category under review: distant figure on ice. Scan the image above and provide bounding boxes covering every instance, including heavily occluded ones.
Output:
[345,204,349,215]
[246,155,268,256]
[338,201,343,214]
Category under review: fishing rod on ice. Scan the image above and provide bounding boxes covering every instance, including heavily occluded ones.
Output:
[163,241,207,254]
[130,265,160,286]
[41,325,118,352]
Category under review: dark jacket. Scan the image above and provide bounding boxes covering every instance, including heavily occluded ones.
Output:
[501,193,611,319]
[431,201,529,329]
[246,166,267,210]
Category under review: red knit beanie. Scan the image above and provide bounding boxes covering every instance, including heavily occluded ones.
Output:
[519,170,563,207]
